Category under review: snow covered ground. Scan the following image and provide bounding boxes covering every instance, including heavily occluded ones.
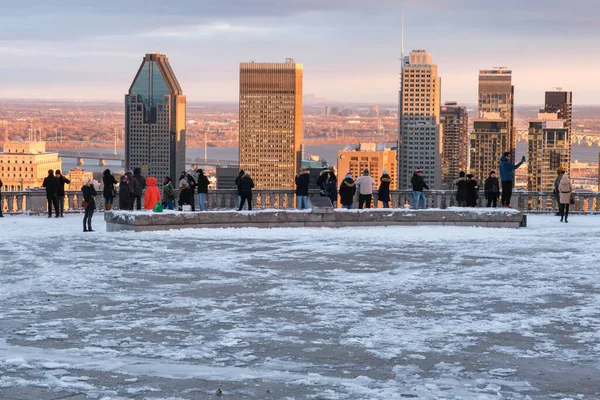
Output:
[0,214,599,400]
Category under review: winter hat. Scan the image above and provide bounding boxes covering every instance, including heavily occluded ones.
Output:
[179,178,188,186]
[557,166,565,173]
[382,169,389,175]
[345,173,353,179]
[416,169,423,174]
[363,169,369,175]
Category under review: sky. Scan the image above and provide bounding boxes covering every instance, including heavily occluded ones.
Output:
[0,0,599,105]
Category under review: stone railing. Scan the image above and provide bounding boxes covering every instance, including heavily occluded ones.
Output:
[2,189,600,214]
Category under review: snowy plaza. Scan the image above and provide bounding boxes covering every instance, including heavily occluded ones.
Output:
[0,214,599,399]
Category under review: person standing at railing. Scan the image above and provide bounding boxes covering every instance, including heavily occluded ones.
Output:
[196,169,210,211]
[0,178,3,217]
[81,178,97,232]
[410,169,429,210]
[132,167,146,211]
[484,171,500,208]
[102,169,118,211]
[316,167,329,196]
[237,172,255,211]
[161,177,175,210]
[466,174,479,207]
[554,166,566,217]
[295,167,311,209]
[42,169,60,218]
[499,152,525,208]
[454,171,468,207]
[558,173,573,223]
[143,177,161,210]
[178,178,193,211]
[339,173,356,210]
[54,170,70,218]
[355,169,376,209]
[378,169,392,208]
[118,175,131,211]
[325,170,338,207]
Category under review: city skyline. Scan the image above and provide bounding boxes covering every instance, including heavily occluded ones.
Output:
[1,1,599,104]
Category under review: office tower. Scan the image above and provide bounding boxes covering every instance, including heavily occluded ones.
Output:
[0,141,62,191]
[440,102,468,189]
[544,90,572,174]
[125,53,186,185]
[337,143,398,190]
[398,50,442,189]
[239,59,303,189]
[470,68,515,182]
[527,112,569,191]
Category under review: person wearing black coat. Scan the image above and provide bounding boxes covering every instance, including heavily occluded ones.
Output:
[42,169,59,218]
[339,174,356,209]
[177,179,193,211]
[132,167,146,211]
[237,173,255,211]
[295,168,311,209]
[234,169,247,210]
[378,169,392,208]
[484,171,500,208]
[0,178,4,217]
[125,171,136,210]
[118,175,131,211]
[454,171,468,207]
[196,169,210,211]
[325,171,338,207]
[54,170,71,217]
[466,174,479,207]
[410,170,429,210]
[316,167,329,196]
[81,178,97,232]
[102,169,118,211]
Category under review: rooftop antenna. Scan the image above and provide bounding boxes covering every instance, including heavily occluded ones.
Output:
[401,8,404,67]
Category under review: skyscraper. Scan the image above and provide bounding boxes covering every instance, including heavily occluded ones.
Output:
[470,68,515,182]
[398,50,442,189]
[125,53,186,185]
[239,59,303,189]
[527,112,568,191]
[440,102,468,189]
[544,90,573,173]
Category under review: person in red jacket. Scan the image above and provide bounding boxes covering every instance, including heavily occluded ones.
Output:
[143,177,161,210]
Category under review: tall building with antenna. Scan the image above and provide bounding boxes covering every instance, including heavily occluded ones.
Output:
[125,53,186,184]
[398,50,442,189]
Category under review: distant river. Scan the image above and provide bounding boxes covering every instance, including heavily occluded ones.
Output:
[60,143,599,174]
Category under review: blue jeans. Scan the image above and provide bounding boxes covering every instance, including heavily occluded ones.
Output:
[197,193,206,211]
[412,191,426,209]
[381,201,390,208]
[297,195,308,209]
[163,201,174,210]
[342,204,352,209]
[238,196,248,210]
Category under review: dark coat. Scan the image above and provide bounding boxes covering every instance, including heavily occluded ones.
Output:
[197,174,210,194]
[238,175,255,195]
[132,168,146,196]
[42,175,59,199]
[316,169,329,191]
[178,184,192,206]
[187,175,197,195]
[484,176,500,199]
[411,173,429,192]
[466,179,479,207]
[234,173,245,195]
[455,177,469,202]
[325,176,338,205]
[118,176,131,210]
[81,185,97,210]
[378,175,391,202]
[339,178,356,206]
[102,174,117,197]
[56,175,70,196]
[295,171,311,196]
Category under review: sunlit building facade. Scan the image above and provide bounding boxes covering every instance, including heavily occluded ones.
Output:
[0,141,62,191]
[440,102,468,189]
[239,59,303,189]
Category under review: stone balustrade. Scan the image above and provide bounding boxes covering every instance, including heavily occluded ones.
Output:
[2,188,600,214]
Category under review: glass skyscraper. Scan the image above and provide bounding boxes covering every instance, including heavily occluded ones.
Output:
[125,53,186,185]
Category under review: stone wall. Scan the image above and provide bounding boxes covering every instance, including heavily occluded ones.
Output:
[105,208,525,232]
